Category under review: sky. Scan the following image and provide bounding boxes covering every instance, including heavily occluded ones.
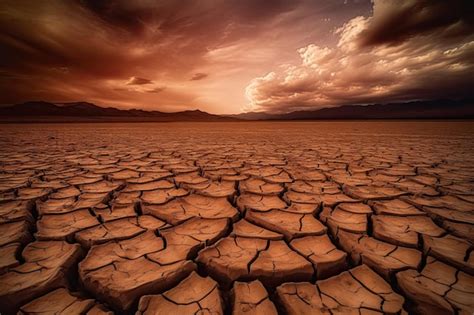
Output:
[0,0,473,114]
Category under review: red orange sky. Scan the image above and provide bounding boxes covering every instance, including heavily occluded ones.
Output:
[0,0,473,114]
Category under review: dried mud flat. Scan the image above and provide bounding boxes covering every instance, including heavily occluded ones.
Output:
[0,121,473,315]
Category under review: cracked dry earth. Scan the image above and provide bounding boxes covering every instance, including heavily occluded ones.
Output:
[0,121,473,315]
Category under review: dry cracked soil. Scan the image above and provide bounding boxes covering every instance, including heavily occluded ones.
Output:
[0,121,473,315]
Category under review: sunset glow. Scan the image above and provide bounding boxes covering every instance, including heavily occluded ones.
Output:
[0,0,472,114]
[1,2,474,313]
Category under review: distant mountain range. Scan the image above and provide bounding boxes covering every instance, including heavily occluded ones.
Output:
[0,99,472,122]
[231,99,474,120]
[0,101,236,122]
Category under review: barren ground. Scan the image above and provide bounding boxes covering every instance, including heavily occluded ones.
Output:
[0,121,473,315]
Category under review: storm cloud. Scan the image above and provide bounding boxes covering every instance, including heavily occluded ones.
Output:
[245,0,474,113]
[0,0,470,114]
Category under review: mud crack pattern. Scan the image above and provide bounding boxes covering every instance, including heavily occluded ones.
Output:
[0,122,473,314]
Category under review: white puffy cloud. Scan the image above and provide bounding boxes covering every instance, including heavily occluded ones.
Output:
[245,0,474,113]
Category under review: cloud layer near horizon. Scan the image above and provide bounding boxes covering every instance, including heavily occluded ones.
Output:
[0,0,472,114]
[245,0,474,113]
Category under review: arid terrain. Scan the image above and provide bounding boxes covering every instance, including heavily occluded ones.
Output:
[0,121,473,315]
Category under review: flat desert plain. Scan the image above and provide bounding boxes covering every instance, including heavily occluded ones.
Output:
[0,121,473,315]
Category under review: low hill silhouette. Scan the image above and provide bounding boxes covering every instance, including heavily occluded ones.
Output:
[0,99,472,122]
[232,99,474,120]
[0,101,237,122]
